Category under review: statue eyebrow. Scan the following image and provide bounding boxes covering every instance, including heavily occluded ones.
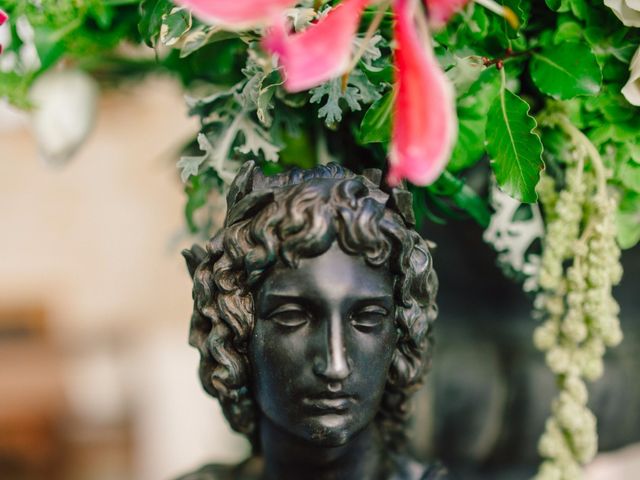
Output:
[260,293,310,302]
[259,292,394,304]
[351,295,394,305]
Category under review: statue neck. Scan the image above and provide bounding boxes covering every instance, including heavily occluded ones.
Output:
[258,417,388,480]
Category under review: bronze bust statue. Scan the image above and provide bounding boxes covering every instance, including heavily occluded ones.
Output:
[180,162,445,480]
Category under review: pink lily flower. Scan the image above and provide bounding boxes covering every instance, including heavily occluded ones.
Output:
[0,9,8,55]
[174,0,298,28]
[177,0,511,186]
[388,0,456,186]
[263,0,458,186]
[425,0,518,29]
[424,0,470,28]
[263,0,370,92]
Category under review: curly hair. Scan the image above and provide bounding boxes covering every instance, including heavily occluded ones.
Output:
[183,162,438,450]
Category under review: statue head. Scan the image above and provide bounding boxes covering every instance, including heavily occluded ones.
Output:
[183,162,438,451]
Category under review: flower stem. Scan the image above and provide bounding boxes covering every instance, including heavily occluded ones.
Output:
[482,48,530,69]
[554,114,608,199]
[341,0,391,90]
[476,0,520,29]
[415,0,434,50]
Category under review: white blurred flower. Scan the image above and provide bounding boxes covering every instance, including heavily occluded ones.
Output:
[605,0,640,27]
[0,10,16,72]
[29,70,99,166]
[15,15,40,72]
[0,8,9,48]
[0,15,41,73]
[622,46,640,106]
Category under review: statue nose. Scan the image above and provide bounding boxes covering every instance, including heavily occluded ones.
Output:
[313,314,351,382]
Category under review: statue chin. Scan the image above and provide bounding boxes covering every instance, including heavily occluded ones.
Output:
[179,163,445,480]
[262,410,368,449]
[287,417,356,448]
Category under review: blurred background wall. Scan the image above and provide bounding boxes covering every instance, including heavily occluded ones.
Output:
[0,77,249,480]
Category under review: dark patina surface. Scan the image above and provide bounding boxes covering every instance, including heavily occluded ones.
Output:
[180,163,444,480]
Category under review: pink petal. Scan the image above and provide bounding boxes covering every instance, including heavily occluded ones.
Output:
[423,0,469,28]
[388,0,457,186]
[263,0,369,92]
[175,0,297,27]
[0,9,7,55]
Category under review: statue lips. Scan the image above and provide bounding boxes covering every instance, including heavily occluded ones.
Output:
[301,393,357,413]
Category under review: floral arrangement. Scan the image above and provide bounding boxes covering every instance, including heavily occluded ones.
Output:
[1,1,639,478]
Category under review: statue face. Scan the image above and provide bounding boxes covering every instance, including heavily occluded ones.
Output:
[249,243,398,447]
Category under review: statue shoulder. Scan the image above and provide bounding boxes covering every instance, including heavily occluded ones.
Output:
[420,464,450,480]
[174,464,234,480]
[390,453,450,480]
[174,458,261,480]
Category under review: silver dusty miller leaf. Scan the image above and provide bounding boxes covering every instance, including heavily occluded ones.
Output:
[484,181,544,291]
[283,7,317,31]
[177,133,213,182]
[181,51,283,188]
[235,115,280,163]
[310,69,382,127]
[352,34,384,65]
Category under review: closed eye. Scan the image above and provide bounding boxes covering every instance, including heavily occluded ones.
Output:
[350,305,390,332]
[267,304,310,328]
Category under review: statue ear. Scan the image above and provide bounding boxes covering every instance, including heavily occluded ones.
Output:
[182,244,207,279]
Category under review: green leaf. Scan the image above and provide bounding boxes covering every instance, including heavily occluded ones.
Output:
[239,56,284,127]
[545,0,571,11]
[34,25,74,70]
[553,20,582,44]
[138,0,172,48]
[568,0,587,19]
[449,115,486,172]
[256,70,285,127]
[184,169,223,234]
[486,83,544,203]
[619,161,640,193]
[462,3,490,41]
[179,26,238,58]
[427,172,491,227]
[628,143,640,164]
[452,183,492,227]
[617,192,640,249]
[0,72,33,109]
[279,129,316,169]
[449,68,501,172]
[502,0,524,39]
[597,94,635,123]
[612,120,640,142]
[359,91,393,144]
[361,63,393,85]
[588,124,615,147]
[88,3,115,29]
[160,7,192,47]
[530,43,602,99]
